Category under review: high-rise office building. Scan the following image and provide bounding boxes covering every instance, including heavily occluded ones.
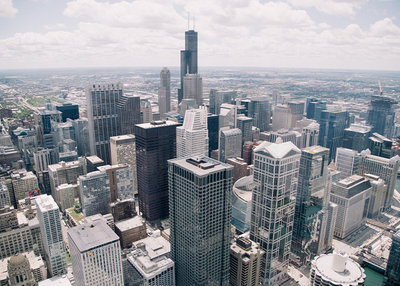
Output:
[236,116,253,146]
[7,253,37,286]
[68,219,124,286]
[11,171,39,202]
[79,171,110,217]
[250,140,301,285]
[209,90,237,115]
[183,73,203,107]
[248,97,270,132]
[168,155,232,285]
[335,147,360,179]
[230,237,265,286]
[367,96,397,138]
[342,124,372,152]
[269,129,298,146]
[358,149,400,212]
[176,109,208,158]
[134,120,181,221]
[231,175,253,233]
[383,230,400,286]
[110,134,138,195]
[365,174,386,218]
[330,175,372,239]
[219,127,242,163]
[158,67,171,118]
[319,110,349,161]
[272,104,292,131]
[86,83,123,165]
[306,100,326,122]
[55,102,79,122]
[0,182,11,209]
[72,118,91,157]
[369,132,392,158]
[140,99,153,123]
[219,103,238,130]
[97,164,134,202]
[288,101,304,128]
[35,194,67,277]
[117,94,141,135]
[207,113,219,156]
[179,30,198,104]
[292,146,331,264]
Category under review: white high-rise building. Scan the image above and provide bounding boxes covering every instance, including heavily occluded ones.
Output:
[219,103,238,130]
[250,140,301,285]
[35,195,67,277]
[219,127,242,163]
[176,109,208,158]
[272,104,292,131]
[297,118,320,148]
[68,219,124,286]
[335,148,360,179]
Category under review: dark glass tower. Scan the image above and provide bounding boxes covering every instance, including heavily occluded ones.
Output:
[367,96,397,138]
[118,94,141,135]
[383,230,400,286]
[168,155,232,286]
[178,30,198,104]
[248,97,271,132]
[134,120,181,221]
[56,103,79,122]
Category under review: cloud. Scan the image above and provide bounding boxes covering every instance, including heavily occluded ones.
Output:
[0,0,18,18]
[287,0,369,17]
[370,18,400,36]
[43,23,66,30]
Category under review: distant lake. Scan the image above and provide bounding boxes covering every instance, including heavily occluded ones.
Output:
[363,267,384,286]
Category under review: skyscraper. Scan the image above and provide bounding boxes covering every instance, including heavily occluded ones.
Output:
[158,67,171,118]
[292,146,331,264]
[176,109,208,158]
[117,94,141,135]
[68,219,124,286]
[342,124,372,152]
[86,83,123,165]
[335,147,360,179]
[236,116,253,146]
[272,104,292,131]
[250,140,301,285]
[367,95,397,138]
[183,73,203,107]
[79,171,110,217]
[219,127,242,163]
[35,194,67,277]
[219,103,238,130]
[179,29,198,104]
[72,118,91,157]
[134,120,181,221]
[248,97,270,132]
[168,155,232,285]
[110,134,138,195]
[383,230,400,286]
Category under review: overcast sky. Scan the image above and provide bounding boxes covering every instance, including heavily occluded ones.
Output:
[0,0,399,71]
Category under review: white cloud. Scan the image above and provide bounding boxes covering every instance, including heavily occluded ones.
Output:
[370,18,400,36]
[287,0,368,17]
[44,23,66,30]
[0,0,18,18]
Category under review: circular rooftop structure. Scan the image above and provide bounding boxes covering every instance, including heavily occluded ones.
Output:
[310,251,365,286]
[232,175,253,233]
[9,253,27,267]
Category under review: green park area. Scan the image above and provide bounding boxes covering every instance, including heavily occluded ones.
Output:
[26,95,64,107]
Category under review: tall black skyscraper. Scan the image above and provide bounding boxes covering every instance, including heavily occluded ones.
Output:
[134,120,181,221]
[178,30,198,104]
[367,96,397,138]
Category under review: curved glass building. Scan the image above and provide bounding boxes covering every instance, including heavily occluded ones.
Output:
[231,175,253,233]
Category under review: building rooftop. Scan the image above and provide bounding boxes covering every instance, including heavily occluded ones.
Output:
[67,220,119,252]
[0,251,45,283]
[38,275,72,286]
[132,233,170,260]
[85,155,104,164]
[233,175,253,202]
[110,134,135,142]
[254,141,300,159]
[312,251,365,285]
[34,195,58,212]
[115,216,144,232]
[135,120,181,129]
[169,155,232,176]
[302,145,329,155]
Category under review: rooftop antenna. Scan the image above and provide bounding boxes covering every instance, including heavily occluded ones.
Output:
[188,12,190,30]
[193,13,195,30]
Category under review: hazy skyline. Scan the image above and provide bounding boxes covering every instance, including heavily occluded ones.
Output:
[0,0,399,71]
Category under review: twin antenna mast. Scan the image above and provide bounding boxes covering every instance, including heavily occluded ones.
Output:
[188,12,195,30]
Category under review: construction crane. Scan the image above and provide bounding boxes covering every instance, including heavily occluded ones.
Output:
[378,77,384,95]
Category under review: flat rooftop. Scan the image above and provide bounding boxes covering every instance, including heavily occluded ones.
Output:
[35,195,58,212]
[169,155,232,176]
[135,120,181,129]
[67,219,119,252]
[115,216,144,232]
